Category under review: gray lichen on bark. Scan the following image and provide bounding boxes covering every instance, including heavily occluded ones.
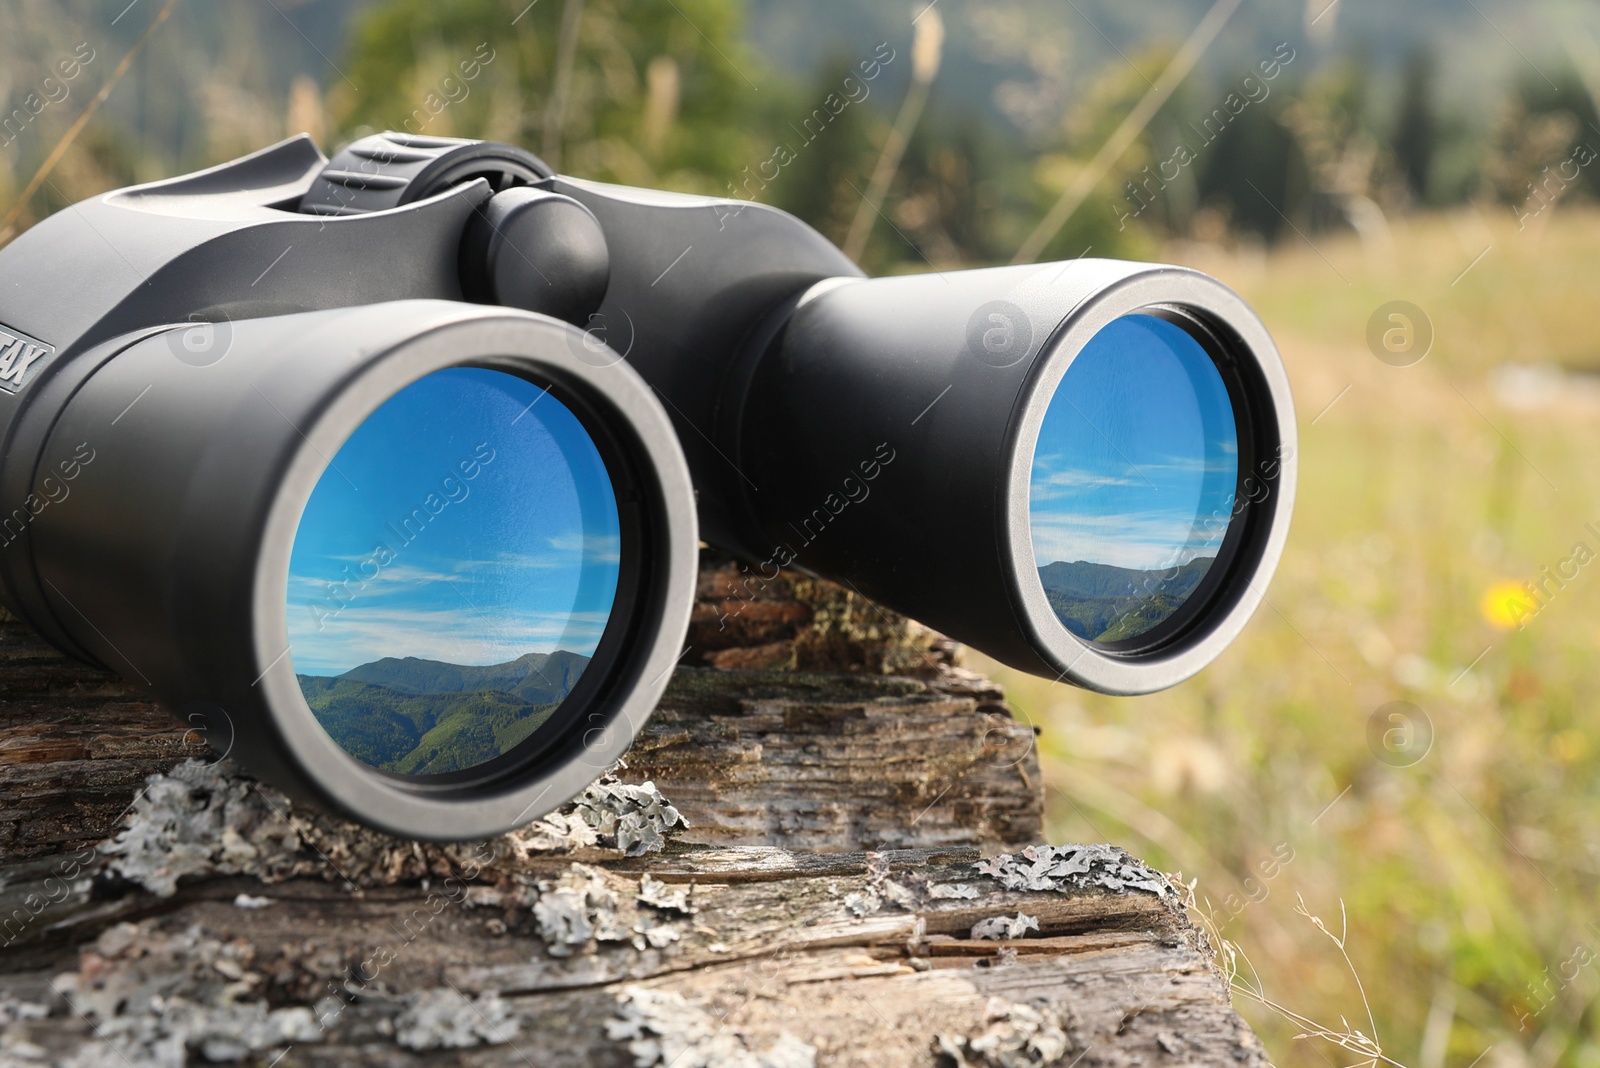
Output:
[607,985,817,1068]
[32,920,535,1063]
[973,843,1172,898]
[935,997,1075,1068]
[968,912,1039,940]
[637,872,697,915]
[101,759,689,898]
[48,920,325,1066]
[532,863,682,957]
[393,988,521,1051]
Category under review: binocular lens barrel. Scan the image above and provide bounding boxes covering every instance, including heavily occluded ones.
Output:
[288,367,623,777]
[7,302,696,840]
[733,260,1295,695]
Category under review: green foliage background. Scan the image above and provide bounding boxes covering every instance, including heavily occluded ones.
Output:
[337,0,754,189]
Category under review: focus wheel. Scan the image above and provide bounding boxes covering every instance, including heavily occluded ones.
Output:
[299,131,552,217]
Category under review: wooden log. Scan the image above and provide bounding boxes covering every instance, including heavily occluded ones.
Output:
[0,553,1266,1066]
[0,641,1040,860]
[0,839,1263,1067]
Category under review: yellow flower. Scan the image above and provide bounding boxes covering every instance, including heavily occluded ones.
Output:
[1480,580,1537,630]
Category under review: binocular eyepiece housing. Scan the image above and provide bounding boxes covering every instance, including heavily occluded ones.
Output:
[730,264,1293,693]
[0,132,1294,839]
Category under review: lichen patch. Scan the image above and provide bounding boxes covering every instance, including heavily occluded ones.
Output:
[935,997,1074,1068]
[393,988,521,1051]
[532,865,684,958]
[969,913,1039,941]
[48,920,324,1066]
[101,761,689,898]
[607,985,816,1068]
[973,843,1171,898]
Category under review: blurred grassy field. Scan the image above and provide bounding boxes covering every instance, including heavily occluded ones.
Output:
[972,207,1600,1068]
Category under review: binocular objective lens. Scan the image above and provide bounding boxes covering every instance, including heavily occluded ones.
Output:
[286,366,622,776]
[1030,314,1239,645]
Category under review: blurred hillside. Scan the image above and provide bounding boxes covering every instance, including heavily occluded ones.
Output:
[748,0,1559,120]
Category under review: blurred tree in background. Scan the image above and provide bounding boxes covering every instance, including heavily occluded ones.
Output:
[753,57,877,248]
[1391,49,1437,205]
[1025,47,1167,262]
[1280,61,1393,251]
[336,0,757,193]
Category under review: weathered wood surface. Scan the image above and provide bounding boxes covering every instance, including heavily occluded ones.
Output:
[0,555,1033,861]
[0,553,1266,1066]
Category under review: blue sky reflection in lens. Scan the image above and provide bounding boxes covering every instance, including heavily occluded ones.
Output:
[287,367,621,776]
[1030,315,1238,644]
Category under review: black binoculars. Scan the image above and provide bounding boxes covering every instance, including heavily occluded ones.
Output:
[0,133,1295,839]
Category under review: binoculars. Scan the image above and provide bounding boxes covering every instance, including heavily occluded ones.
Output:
[0,133,1295,839]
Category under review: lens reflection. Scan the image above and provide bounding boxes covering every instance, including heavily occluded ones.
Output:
[287,367,621,775]
[1030,314,1238,644]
